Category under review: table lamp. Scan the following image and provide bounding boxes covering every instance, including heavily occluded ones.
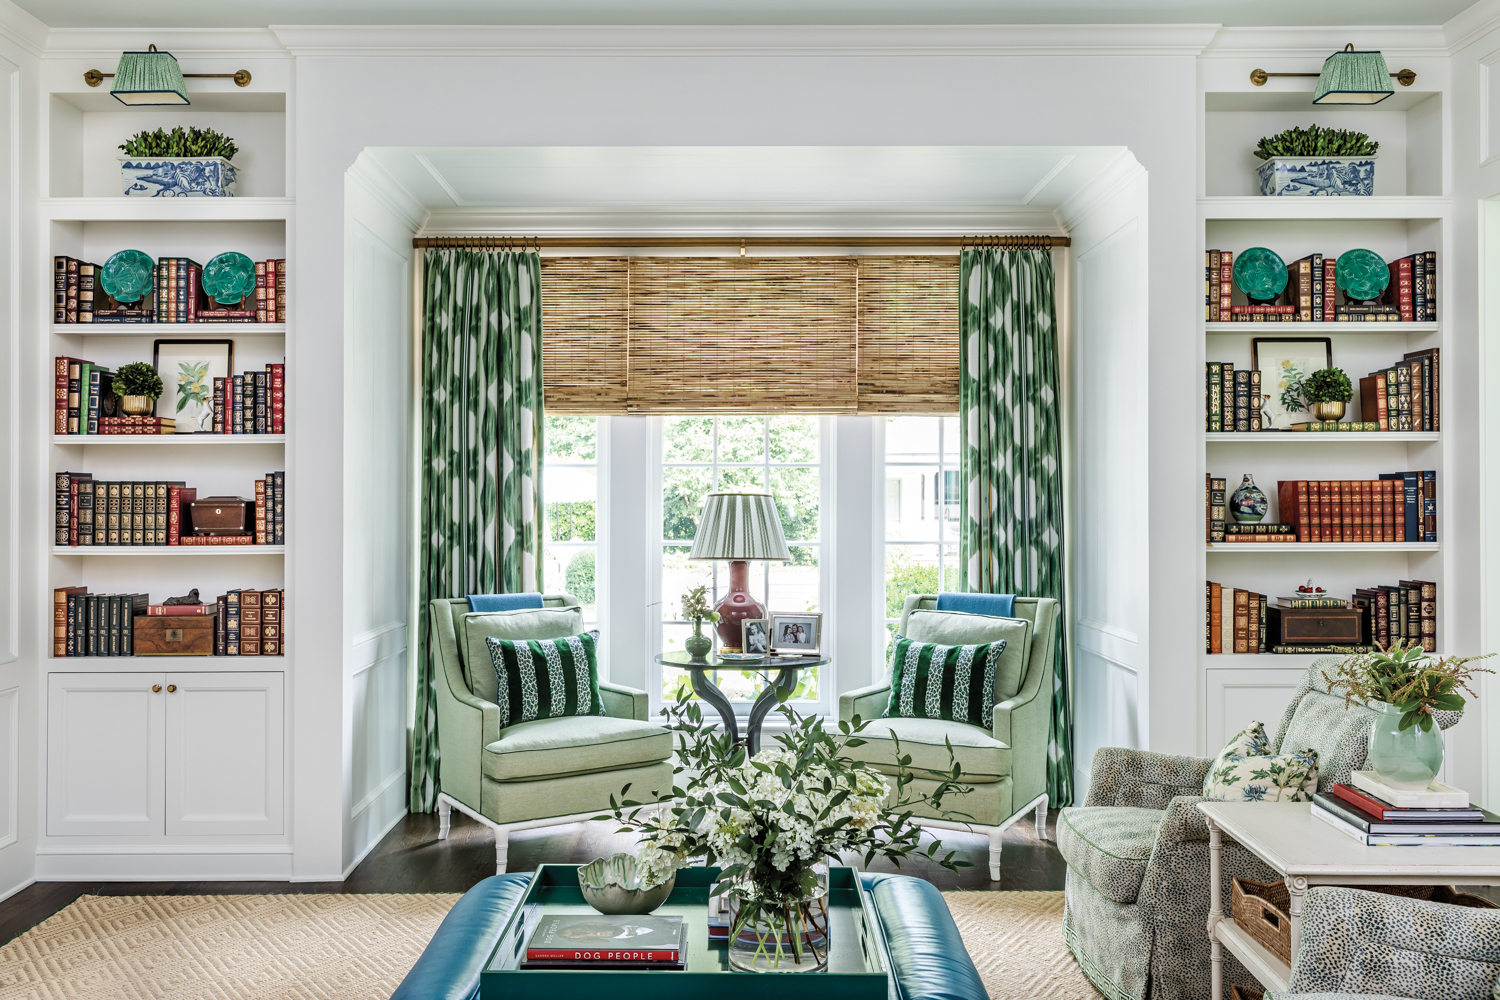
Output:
[688,491,792,653]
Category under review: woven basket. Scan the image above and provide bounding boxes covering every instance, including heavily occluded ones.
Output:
[1231,877,1499,969]
[1231,877,1294,965]
[1229,986,1265,1000]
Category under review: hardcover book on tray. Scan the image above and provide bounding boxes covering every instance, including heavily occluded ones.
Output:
[521,914,686,968]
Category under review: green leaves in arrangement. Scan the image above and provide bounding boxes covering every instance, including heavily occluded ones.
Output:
[1303,366,1354,405]
[119,126,238,161]
[1323,640,1494,733]
[113,362,163,400]
[1254,125,1379,161]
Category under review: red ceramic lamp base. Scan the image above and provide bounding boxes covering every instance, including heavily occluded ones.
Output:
[714,559,765,653]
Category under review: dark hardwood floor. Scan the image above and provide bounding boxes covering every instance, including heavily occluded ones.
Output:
[0,811,1065,947]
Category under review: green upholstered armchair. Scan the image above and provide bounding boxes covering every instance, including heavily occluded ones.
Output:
[837,594,1059,881]
[428,596,673,873]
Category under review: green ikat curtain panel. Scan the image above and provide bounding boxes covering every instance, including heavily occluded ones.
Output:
[958,247,1073,808]
[411,248,545,813]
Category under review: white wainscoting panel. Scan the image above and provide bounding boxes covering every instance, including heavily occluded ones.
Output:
[48,673,165,837]
[348,623,408,867]
[1204,668,1306,756]
[0,687,16,850]
[165,672,284,836]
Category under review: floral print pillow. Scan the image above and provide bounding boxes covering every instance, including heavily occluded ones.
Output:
[1202,721,1319,802]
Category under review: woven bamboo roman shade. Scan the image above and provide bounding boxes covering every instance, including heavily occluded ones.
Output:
[539,255,960,415]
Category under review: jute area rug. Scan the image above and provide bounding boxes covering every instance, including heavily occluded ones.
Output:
[0,889,1098,1000]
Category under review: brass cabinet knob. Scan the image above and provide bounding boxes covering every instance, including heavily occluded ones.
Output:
[166,684,177,693]
[152,684,162,693]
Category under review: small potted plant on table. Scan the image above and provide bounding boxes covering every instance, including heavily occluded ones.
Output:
[113,362,163,416]
[119,126,239,197]
[1255,125,1378,196]
[681,585,719,660]
[1303,366,1354,422]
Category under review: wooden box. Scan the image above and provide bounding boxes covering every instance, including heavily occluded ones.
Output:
[1266,606,1364,645]
[133,613,217,655]
[188,496,251,536]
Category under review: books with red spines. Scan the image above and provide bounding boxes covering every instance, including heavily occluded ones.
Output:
[1233,589,1250,653]
[187,264,199,323]
[270,364,284,434]
[178,535,255,545]
[167,486,197,545]
[1359,374,1389,431]
[103,425,174,435]
[267,261,279,325]
[197,310,257,320]
[67,359,85,434]
[254,479,267,545]
[1322,257,1337,322]
[240,589,261,655]
[55,356,74,434]
[1386,256,1415,322]
[166,258,178,323]
[255,260,267,322]
[1208,250,1220,321]
[146,604,217,616]
[276,259,286,322]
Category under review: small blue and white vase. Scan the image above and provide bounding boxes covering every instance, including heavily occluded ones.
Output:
[1230,474,1268,523]
[120,156,238,197]
[1257,156,1375,197]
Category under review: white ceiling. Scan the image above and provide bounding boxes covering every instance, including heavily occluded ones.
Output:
[366,146,1126,220]
[13,0,1484,27]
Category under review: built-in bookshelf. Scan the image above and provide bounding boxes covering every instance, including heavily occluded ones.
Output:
[1197,87,1462,757]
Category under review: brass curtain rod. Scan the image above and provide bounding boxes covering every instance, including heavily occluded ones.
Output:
[411,234,1070,250]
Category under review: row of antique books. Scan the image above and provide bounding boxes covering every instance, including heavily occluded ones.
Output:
[50,587,284,656]
[1205,474,1437,543]
[54,358,285,435]
[1205,583,1436,654]
[1205,250,1438,322]
[54,256,286,323]
[1206,349,1439,432]
[56,472,286,546]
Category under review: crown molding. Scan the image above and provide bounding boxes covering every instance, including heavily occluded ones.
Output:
[1201,25,1449,59]
[416,206,1064,238]
[348,154,430,233]
[1444,0,1500,56]
[270,23,1221,58]
[1055,149,1145,233]
[41,27,289,58]
[0,0,46,58]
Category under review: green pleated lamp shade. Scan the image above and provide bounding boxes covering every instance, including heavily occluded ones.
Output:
[112,48,190,106]
[1313,47,1394,105]
[687,491,792,562]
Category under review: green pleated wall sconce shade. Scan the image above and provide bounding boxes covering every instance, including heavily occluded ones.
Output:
[111,46,189,106]
[1313,45,1394,105]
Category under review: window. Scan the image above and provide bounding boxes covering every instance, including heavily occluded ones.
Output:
[656,416,825,707]
[543,416,601,625]
[883,416,961,652]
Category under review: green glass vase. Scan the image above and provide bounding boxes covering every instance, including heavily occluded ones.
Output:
[685,623,712,660]
[1366,702,1444,791]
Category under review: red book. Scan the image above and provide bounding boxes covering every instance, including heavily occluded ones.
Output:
[1387,256,1415,322]
[167,486,197,544]
[187,264,199,323]
[178,534,254,545]
[266,262,277,325]
[255,479,267,545]
[270,363,285,434]
[1219,251,1233,317]
[146,604,216,616]
[1323,258,1337,322]
[525,949,682,963]
[255,260,268,323]
[1330,783,1481,821]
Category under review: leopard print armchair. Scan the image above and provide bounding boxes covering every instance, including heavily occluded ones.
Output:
[1057,659,1465,1000]
[1266,886,1500,1000]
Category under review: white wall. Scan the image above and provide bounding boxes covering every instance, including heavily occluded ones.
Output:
[339,158,417,874]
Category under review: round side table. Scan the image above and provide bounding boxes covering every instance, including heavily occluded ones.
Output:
[655,651,830,755]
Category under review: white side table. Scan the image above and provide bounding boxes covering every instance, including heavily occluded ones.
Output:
[1197,801,1500,1000]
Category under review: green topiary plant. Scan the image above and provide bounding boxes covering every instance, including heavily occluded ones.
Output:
[119,126,238,161]
[1303,366,1354,404]
[114,362,163,400]
[1254,125,1379,161]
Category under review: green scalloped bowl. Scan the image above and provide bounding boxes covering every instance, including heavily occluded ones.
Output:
[1232,247,1289,302]
[200,251,257,305]
[99,249,155,304]
[1336,248,1390,302]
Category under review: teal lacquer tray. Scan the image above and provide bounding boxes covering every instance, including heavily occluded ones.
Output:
[481,866,891,1000]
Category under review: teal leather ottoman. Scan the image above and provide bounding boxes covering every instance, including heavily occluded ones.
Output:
[390,871,987,1000]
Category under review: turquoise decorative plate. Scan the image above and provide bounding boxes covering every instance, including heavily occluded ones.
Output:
[1336,248,1390,302]
[99,249,155,303]
[1232,247,1288,302]
[200,251,257,305]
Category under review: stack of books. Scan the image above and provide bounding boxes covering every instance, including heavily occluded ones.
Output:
[520,914,686,970]
[1313,772,1500,846]
[54,255,287,323]
[55,471,285,546]
[1359,351,1440,432]
[1205,249,1437,322]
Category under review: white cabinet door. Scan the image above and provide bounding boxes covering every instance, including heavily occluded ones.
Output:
[48,673,166,836]
[165,672,284,836]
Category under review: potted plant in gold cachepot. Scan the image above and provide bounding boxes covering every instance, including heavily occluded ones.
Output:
[1303,366,1354,422]
[113,362,163,416]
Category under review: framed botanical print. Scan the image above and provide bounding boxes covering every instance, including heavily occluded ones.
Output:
[154,339,233,434]
[1250,337,1333,430]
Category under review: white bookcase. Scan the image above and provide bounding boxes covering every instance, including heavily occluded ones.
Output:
[1197,88,1465,762]
[35,78,293,874]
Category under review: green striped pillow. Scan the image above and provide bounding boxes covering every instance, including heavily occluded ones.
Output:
[883,634,1006,728]
[485,630,605,729]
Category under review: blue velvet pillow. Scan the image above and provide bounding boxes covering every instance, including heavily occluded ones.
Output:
[466,593,545,613]
[935,593,1015,618]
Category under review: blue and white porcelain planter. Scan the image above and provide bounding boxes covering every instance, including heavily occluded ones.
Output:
[120,156,238,197]
[1257,155,1376,196]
